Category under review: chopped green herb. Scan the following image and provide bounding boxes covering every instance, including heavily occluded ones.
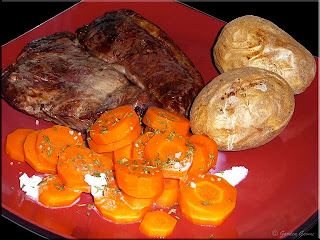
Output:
[117,159,129,165]
[168,208,177,215]
[43,135,51,143]
[77,203,86,207]
[201,201,212,205]
[54,182,65,191]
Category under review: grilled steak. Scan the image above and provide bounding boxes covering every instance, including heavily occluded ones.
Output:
[76,9,204,117]
[2,9,204,131]
[1,32,147,131]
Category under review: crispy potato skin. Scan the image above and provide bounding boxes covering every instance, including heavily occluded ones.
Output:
[213,15,316,94]
[190,67,295,151]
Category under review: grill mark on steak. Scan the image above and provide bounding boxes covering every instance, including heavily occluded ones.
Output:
[76,9,204,117]
[1,32,149,131]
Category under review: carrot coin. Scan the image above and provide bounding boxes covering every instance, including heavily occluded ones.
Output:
[115,158,164,198]
[36,125,84,165]
[89,105,139,145]
[87,123,142,153]
[155,178,179,208]
[144,131,194,179]
[5,128,34,162]
[57,146,114,193]
[94,187,152,224]
[24,130,56,174]
[178,174,237,226]
[38,174,81,207]
[188,135,218,174]
[139,210,177,238]
[142,107,190,136]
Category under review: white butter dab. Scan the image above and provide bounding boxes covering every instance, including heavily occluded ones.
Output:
[19,173,43,200]
[214,166,248,186]
[84,173,108,197]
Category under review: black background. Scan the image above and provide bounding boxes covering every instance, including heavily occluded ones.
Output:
[1,1,318,239]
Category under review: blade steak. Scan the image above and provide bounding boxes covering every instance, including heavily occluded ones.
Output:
[77,9,204,117]
[1,32,144,131]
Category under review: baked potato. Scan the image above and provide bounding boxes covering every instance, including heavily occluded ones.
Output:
[213,15,316,94]
[190,67,295,151]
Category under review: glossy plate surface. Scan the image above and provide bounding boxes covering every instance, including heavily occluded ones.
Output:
[1,0,318,238]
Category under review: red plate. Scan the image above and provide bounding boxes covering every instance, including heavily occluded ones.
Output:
[1,0,318,238]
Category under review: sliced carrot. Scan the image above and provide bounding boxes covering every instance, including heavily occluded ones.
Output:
[178,174,237,226]
[57,146,114,193]
[38,174,81,207]
[94,188,152,223]
[87,123,142,153]
[89,105,139,145]
[36,125,84,166]
[114,143,133,162]
[155,178,179,208]
[23,130,56,174]
[139,210,177,238]
[132,132,153,160]
[188,135,218,175]
[100,152,115,164]
[5,128,34,162]
[142,107,190,136]
[144,132,194,179]
[144,126,155,133]
[115,159,164,198]
[122,191,156,210]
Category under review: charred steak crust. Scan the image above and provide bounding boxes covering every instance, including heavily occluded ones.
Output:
[1,32,144,131]
[76,9,204,117]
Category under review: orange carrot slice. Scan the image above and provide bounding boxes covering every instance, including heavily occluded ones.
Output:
[144,132,194,179]
[178,174,237,226]
[94,188,152,223]
[139,210,177,238]
[188,135,218,174]
[57,146,114,193]
[38,174,81,207]
[87,123,142,153]
[132,132,153,160]
[89,105,139,145]
[36,125,84,165]
[155,178,179,208]
[5,128,34,162]
[142,107,190,136]
[115,158,164,198]
[122,191,156,210]
[23,130,56,174]
[100,152,115,163]
[114,143,133,162]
